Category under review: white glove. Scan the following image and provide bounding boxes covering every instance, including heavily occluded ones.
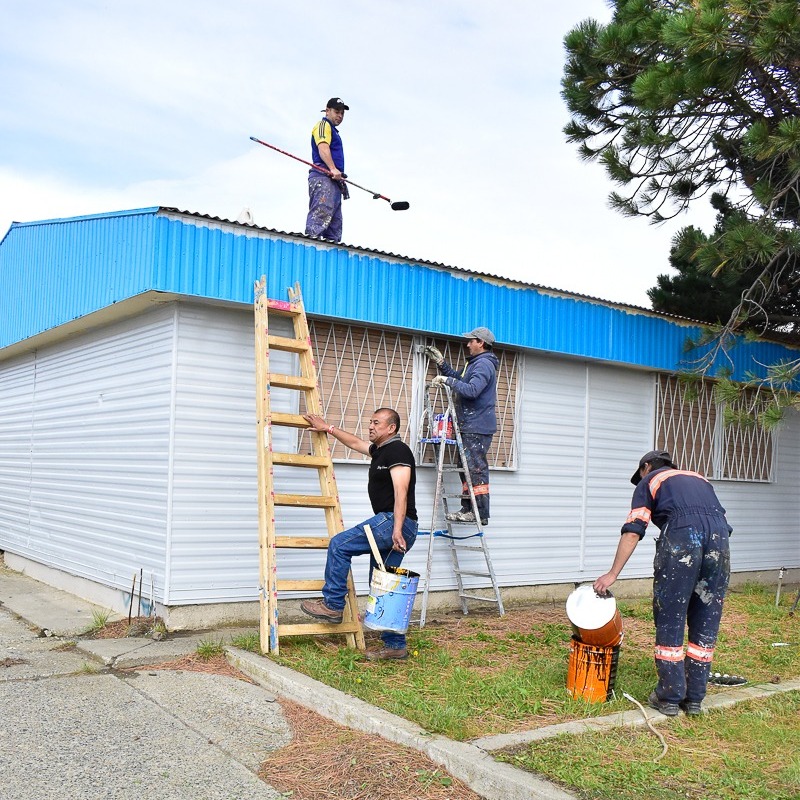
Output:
[424,345,444,364]
[431,375,448,387]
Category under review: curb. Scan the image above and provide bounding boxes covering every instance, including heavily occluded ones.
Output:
[226,647,577,800]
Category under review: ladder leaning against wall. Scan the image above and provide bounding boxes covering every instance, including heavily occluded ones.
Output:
[253,277,365,654]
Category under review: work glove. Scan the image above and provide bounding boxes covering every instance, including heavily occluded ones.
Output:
[424,345,444,364]
[431,375,448,387]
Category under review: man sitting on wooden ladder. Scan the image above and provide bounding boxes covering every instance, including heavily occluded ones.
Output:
[300,408,418,660]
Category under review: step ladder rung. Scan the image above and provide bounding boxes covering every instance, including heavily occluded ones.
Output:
[267,334,311,353]
[272,452,330,468]
[454,570,491,578]
[274,493,338,508]
[448,544,485,552]
[459,593,502,603]
[274,536,331,549]
[268,373,317,391]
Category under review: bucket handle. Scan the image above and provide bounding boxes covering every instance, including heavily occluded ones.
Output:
[364,524,386,571]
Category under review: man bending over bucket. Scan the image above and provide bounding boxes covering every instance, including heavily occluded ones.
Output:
[300,408,418,660]
[594,450,732,717]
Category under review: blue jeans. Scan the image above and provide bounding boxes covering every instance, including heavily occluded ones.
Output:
[305,173,343,241]
[323,512,418,649]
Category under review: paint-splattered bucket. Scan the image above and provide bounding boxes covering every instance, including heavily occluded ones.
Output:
[566,584,624,647]
[566,637,620,703]
[363,566,420,634]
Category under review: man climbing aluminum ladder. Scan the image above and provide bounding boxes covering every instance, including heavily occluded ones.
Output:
[416,382,504,627]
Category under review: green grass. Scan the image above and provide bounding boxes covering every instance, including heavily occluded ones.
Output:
[501,691,800,800]
[195,638,225,660]
[87,607,113,632]
[230,631,261,653]
[273,584,799,742]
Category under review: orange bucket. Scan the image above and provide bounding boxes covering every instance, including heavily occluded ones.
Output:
[566,585,623,647]
[566,637,620,703]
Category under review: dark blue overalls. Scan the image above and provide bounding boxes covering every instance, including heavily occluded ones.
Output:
[623,468,732,705]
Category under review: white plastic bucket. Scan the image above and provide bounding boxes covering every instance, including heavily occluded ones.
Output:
[363,566,420,634]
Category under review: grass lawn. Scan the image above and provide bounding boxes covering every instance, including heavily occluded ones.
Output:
[273,583,799,742]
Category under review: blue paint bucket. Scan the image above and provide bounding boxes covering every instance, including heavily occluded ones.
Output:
[363,566,420,633]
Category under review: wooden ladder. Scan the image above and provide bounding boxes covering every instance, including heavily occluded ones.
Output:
[254,277,365,654]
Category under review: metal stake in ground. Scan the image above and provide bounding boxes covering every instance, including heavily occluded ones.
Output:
[249,136,410,211]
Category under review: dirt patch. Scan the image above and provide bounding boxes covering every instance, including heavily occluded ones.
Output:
[0,657,28,667]
[119,653,256,683]
[89,616,164,639]
[260,699,482,800]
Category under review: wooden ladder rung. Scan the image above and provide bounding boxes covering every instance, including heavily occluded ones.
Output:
[274,494,338,508]
[270,412,310,429]
[278,621,363,636]
[269,374,317,390]
[267,334,310,354]
[266,299,302,316]
[276,579,325,591]
[274,536,331,549]
[272,452,330,468]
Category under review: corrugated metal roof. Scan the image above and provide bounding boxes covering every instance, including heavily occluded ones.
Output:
[1,205,798,382]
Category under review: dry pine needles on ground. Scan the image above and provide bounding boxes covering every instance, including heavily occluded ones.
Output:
[260,699,482,800]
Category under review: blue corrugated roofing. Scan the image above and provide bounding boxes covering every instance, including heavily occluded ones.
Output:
[1,206,797,380]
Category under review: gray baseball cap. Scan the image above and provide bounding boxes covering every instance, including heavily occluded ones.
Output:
[462,327,495,346]
[631,449,677,485]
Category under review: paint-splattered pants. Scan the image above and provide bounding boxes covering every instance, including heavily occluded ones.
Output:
[652,521,730,704]
[305,174,342,241]
[457,431,493,521]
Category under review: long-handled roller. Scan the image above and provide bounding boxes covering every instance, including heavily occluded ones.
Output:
[249,136,410,211]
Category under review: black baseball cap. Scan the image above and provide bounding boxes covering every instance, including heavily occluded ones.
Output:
[630,449,677,485]
[323,97,349,111]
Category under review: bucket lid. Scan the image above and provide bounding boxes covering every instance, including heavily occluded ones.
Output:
[566,584,617,630]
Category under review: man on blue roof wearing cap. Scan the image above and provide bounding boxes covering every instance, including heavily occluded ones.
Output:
[594,450,732,718]
[424,328,499,526]
[305,97,349,242]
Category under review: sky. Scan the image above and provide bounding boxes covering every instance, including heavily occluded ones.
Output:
[0,0,717,307]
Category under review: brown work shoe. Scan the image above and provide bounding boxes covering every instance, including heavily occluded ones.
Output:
[363,646,408,661]
[300,599,343,623]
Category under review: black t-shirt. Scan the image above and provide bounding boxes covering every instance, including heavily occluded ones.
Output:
[367,437,417,521]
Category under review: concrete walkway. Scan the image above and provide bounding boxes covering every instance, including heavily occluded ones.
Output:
[3,565,798,800]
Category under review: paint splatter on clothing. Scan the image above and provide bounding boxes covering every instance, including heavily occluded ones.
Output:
[438,352,498,520]
[621,466,732,704]
[305,173,343,241]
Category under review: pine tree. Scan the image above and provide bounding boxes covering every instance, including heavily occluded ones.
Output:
[562,0,800,357]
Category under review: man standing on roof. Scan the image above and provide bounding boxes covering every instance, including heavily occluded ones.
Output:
[299,407,418,661]
[594,450,732,717]
[305,97,349,242]
[424,328,499,526]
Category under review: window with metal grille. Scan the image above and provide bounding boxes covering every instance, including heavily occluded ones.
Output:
[420,339,519,469]
[298,320,415,460]
[655,375,775,482]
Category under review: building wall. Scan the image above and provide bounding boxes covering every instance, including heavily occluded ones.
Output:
[0,306,175,601]
[1,303,798,611]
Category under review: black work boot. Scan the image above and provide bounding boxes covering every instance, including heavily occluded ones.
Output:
[648,691,679,717]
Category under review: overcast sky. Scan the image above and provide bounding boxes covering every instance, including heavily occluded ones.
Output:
[0,0,716,307]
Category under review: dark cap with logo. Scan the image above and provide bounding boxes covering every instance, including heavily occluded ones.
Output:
[323,97,349,111]
[630,449,677,485]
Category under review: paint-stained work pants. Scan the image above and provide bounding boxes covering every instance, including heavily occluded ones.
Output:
[457,431,493,521]
[305,174,343,241]
[652,520,731,704]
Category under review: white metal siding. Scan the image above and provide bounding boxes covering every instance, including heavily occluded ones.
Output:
[0,353,35,546]
[0,308,174,594]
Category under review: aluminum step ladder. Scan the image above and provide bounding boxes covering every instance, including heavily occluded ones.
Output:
[254,277,365,654]
[416,382,504,627]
